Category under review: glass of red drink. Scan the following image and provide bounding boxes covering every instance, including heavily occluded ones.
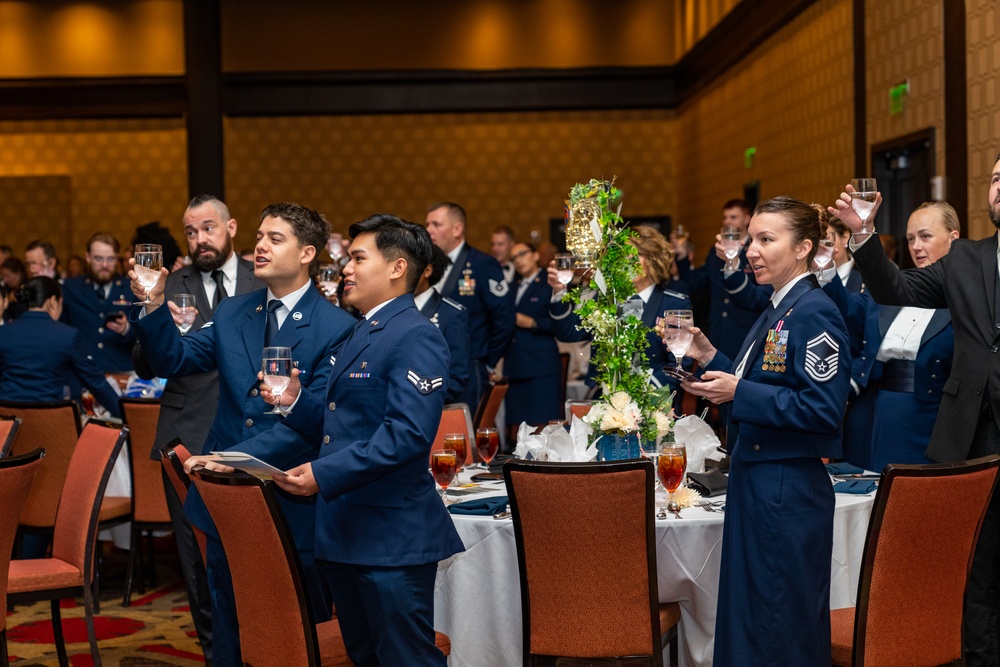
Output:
[657,445,687,513]
[431,449,459,504]
[475,427,499,467]
[443,433,468,468]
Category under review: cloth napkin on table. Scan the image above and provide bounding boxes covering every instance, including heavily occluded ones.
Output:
[686,469,728,497]
[833,480,877,494]
[448,495,509,516]
[673,415,723,474]
[826,461,865,475]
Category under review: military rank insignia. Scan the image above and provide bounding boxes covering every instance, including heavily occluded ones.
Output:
[459,266,476,296]
[489,278,509,297]
[407,369,443,395]
[761,324,789,373]
[805,331,839,382]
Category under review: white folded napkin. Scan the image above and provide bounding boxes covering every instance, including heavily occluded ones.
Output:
[512,418,598,462]
[673,415,723,474]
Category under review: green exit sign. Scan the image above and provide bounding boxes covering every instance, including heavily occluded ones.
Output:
[744,147,756,169]
[889,81,910,115]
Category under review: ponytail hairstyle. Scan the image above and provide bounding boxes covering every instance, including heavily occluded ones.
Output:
[754,196,823,265]
[17,276,61,309]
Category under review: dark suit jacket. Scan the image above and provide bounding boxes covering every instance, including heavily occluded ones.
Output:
[281,294,465,566]
[853,233,996,462]
[61,274,137,372]
[133,258,260,458]
[133,284,354,550]
[418,289,470,404]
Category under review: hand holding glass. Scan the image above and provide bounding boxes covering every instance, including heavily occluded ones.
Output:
[133,244,163,305]
[173,293,197,334]
[262,346,293,415]
[850,178,878,234]
[720,226,743,271]
[431,449,459,504]
[318,264,339,297]
[554,253,575,285]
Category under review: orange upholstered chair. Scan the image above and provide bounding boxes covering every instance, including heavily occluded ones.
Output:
[0,401,82,543]
[0,415,21,458]
[192,470,451,666]
[830,454,1000,667]
[473,380,508,432]
[504,459,680,666]
[564,399,595,423]
[159,440,208,564]
[431,402,475,466]
[7,420,128,667]
[0,448,45,667]
[120,398,171,606]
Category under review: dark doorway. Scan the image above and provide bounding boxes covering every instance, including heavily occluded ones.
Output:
[871,129,935,270]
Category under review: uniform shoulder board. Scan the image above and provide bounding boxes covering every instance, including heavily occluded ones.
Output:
[662,288,687,300]
[441,297,466,311]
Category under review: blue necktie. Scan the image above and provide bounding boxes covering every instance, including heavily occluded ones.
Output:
[265,300,282,345]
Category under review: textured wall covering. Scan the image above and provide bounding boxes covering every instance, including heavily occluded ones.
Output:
[673,0,854,255]
[0,119,188,262]
[224,109,678,253]
[966,0,1000,240]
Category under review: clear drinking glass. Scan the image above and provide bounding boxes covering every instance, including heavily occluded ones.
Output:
[851,178,878,234]
[318,264,339,297]
[262,346,293,416]
[475,427,499,468]
[133,244,163,305]
[719,226,744,271]
[812,239,836,275]
[554,253,575,286]
[661,309,695,366]
[173,293,197,335]
[443,432,468,469]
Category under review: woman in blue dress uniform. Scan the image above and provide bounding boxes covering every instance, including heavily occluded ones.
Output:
[504,242,563,429]
[0,277,121,417]
[683,197,850,666]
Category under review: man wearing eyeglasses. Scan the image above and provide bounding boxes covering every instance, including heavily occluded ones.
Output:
[61,232,137,372]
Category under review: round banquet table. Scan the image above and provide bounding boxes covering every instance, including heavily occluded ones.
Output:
[433,477,875,667]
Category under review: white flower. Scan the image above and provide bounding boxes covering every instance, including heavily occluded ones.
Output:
[671,485,702,509]
[607,391,634,412]
[653,410,673,436]
[600,408,631,432]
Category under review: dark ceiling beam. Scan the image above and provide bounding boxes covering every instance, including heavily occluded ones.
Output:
[942,0,967,228]
[0,77,185,120]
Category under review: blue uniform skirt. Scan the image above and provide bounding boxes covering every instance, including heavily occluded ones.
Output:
[869,389,936,472]
[714,455,834,667]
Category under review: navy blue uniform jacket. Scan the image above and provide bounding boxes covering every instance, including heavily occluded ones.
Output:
[61,274,137,372]
[281,294,465,566]
[132,286,354,550]
[703,276,851,460]
[0,311,122,417]
[505,272,560,380]
[418,289,470,404]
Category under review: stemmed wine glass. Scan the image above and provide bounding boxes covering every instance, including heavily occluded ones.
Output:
[431,449,459,505]
[719,226,744,271]
[475,427,499,469]
[444,432,468,470]
[262,346,293,416]
[554,253,574,286]
[661,309,694,368]
[174,293,196,335]
[851,178,878,235]
[133,244,163,306]
[318,264,339,297]
[812,239,836,278]
[657,444,688,514]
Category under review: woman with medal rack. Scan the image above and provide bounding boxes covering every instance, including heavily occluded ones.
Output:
[681,197,850,667]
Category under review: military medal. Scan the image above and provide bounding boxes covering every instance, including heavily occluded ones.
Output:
[458,265,476,296]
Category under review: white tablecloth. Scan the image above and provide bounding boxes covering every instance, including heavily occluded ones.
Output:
[434,482,875,667]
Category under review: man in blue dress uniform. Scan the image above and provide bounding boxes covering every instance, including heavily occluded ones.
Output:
[130,202,355,665]
[272,214,464,667]
[61,232,137,373]
[414,245,470,404]
[426,202,514,410]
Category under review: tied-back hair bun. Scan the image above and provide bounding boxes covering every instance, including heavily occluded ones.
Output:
[17,276,61,309]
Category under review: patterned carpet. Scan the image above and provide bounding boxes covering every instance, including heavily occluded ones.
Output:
[6,540,206,666]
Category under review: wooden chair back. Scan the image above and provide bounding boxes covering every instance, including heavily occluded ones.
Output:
[564,400,595,423]
[849,455,1000,667]
[120,398,169,523]
[0,401,81,528]
[0,449,45,631]
[473,381,508,432]
[431,403,475,466]
[504,459,663,666]
[0,415,21,457]
[193,470,322,667]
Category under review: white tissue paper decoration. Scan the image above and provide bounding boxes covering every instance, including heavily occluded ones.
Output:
[673,415,723,474]
[513,417,598,462]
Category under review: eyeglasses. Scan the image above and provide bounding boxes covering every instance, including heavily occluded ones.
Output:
[90,256,118,265]
[510,250,532,260]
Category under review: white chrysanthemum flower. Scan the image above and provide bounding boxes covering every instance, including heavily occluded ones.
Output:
[671,485,701,509]
[608,391,633,411]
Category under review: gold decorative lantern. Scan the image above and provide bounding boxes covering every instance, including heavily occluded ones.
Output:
[565,197,602,268]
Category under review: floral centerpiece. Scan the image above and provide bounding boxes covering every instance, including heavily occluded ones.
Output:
[563,179,674,458]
